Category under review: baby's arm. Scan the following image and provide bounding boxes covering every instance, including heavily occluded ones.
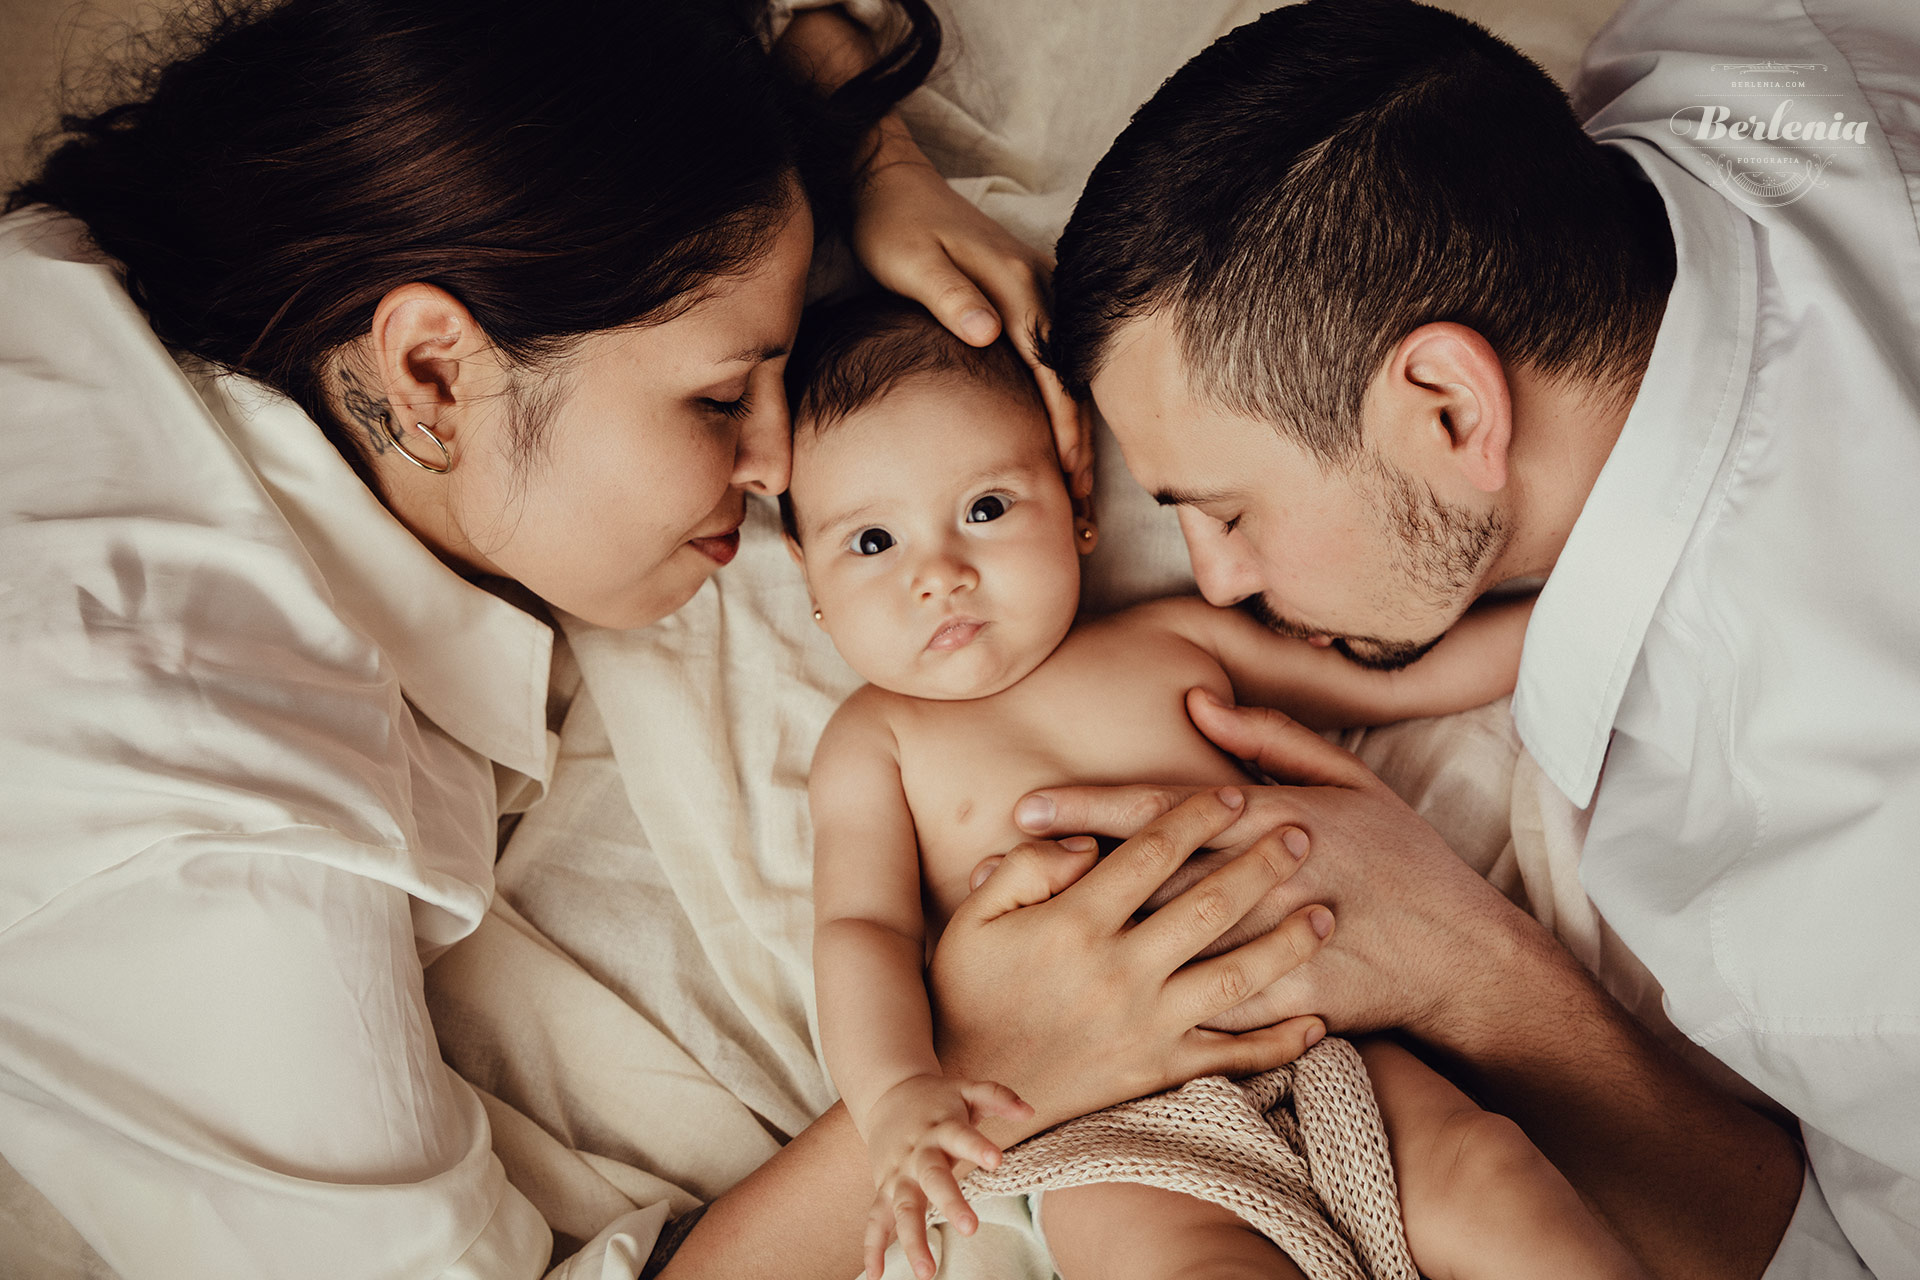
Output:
[810,694,1030,1280]
[1145,593,1534,730]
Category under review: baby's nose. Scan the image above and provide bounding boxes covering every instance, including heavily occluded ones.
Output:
[914,549,978,598]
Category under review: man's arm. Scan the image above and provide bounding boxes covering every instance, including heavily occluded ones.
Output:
[1013,693,1803,1280]
[1147,595,1532,730]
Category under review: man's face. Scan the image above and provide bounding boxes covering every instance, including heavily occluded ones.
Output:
[1090,312,1504,669]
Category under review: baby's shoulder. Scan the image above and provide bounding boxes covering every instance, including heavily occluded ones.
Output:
[1076,595,1222,657]
[815,684,908,763]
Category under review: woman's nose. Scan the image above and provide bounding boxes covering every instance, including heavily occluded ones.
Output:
[731,393,792,496]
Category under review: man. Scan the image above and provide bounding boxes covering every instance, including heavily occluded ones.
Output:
[1017,0,1920,1274]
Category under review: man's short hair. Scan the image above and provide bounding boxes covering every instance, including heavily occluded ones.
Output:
[1043,0,1675,462]
[781,293,1041,540]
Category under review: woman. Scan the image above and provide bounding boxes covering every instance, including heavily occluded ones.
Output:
[0,2,1327,1276]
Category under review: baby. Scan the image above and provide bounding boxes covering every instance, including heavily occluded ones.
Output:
[786,295,1646,1280]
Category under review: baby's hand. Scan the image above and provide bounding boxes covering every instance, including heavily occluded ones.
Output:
[861,1073,1033,1280]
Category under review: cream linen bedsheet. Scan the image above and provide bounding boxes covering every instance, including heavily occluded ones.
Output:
[417,4,1706,1277]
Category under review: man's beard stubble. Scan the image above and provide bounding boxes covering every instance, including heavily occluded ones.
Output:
[1238,458,1506,673]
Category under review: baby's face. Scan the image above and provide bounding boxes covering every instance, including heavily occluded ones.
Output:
[789,374,1083,701]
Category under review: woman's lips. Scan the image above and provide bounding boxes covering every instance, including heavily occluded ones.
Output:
[687,528,740,565]
[927,617,985,651]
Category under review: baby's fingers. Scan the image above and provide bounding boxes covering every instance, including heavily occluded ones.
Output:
[959,1078,1034,1125]
[863,1199,896,1280]
[891,1183,938,1280]
[917,1152,977,1235]
[929,1114,1004,1174]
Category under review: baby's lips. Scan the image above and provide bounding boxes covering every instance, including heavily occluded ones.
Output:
[925,617,985,651]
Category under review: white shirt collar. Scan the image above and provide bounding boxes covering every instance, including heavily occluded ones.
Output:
[1511,139,1758,808]
[192,369,556,786]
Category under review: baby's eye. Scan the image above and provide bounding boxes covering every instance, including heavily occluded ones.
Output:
[966,494,1010,523]
[851,527,895,556]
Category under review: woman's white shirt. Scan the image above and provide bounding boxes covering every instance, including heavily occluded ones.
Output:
[0,207,570,1278]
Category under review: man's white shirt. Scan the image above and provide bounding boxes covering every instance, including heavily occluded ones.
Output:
[1516,1,1920,1273]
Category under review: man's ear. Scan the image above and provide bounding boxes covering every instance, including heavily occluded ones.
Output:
[1370,322,1513,494]
[366,282,495,445]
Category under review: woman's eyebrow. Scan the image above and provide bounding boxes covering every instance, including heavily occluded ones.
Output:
[718,341,791,365]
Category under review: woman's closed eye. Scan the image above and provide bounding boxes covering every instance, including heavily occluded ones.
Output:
[701,390,754,421]
[966,493,1012,523]
[850,527,896,556]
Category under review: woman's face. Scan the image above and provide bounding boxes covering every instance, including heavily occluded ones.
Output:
[446,204,813,629]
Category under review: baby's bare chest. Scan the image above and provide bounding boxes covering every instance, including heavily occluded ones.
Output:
[891,625,1249,929]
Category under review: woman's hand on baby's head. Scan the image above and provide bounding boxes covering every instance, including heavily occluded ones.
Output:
[848,121,1093,501]
[860,1073,1032,1280]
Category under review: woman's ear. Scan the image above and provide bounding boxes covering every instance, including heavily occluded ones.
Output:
[365,283,496,449]
[1371,322,1513,494]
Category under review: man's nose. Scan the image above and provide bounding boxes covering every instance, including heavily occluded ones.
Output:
[731,392,792,496]
[1177,508,1261,608]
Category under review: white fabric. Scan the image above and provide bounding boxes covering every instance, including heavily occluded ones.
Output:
[1513,1,1920,1272]
[0,207,571,1277]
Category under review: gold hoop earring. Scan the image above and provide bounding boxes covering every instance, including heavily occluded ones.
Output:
[383,417,453,474]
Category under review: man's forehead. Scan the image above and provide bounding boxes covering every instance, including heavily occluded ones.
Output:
[1090,312,1191,416]
[1090,312,1283,489]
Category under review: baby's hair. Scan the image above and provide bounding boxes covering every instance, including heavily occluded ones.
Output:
[781,292,1043,541]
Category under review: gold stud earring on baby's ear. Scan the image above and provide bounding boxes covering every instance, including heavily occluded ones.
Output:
[1080,527,1094,541]
[813,608,824,622]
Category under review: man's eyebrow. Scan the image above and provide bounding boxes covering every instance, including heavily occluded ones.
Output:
[1152,486,1233,507]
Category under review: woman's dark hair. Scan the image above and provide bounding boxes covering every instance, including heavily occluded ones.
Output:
[8,0,939,478]
[1045,0,1673,463]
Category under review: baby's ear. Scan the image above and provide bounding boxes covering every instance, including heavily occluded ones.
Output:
[1071,490,1098,556]
[784,534,805,567]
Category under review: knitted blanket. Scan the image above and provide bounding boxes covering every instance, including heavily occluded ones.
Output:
[958,1038,1417,1280]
